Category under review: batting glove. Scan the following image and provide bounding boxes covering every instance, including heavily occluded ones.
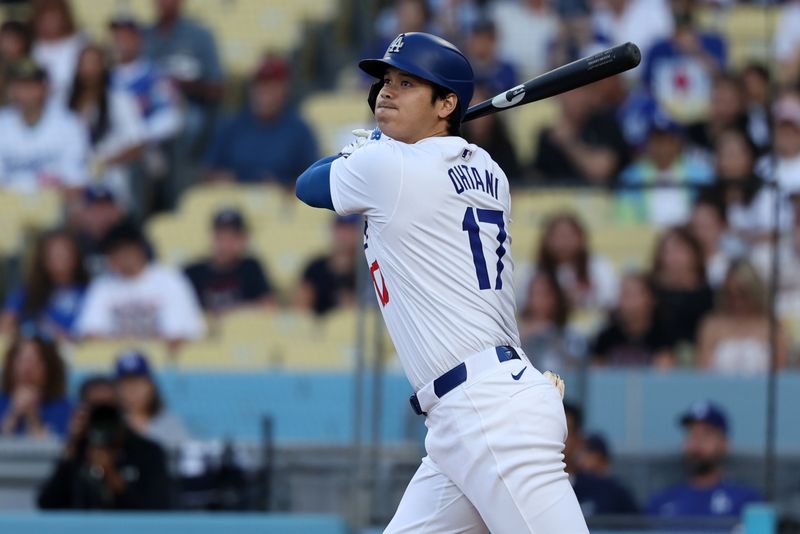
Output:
[543,370,565,399]
[339,128,374,158]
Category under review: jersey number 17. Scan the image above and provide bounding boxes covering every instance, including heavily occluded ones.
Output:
[462,207,507,291]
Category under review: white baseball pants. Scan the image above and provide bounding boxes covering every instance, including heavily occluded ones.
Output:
[384,351,588,533]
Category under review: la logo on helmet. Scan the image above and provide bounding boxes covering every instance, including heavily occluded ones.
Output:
[387,34,405,54]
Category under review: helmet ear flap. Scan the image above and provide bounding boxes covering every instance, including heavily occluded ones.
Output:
[367,81,382,114]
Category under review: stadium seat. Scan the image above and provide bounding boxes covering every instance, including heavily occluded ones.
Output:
[67,340,170,371]
[146,213,208,267]
[301,91,374,155]
[504,99,559,168]
[0,190,61,231]
[179,184,284,227]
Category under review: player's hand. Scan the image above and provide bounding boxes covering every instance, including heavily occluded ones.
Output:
[543,370,565,399]
[339,128,376,157]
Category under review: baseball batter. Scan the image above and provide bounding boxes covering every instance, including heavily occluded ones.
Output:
[296,33,588,533]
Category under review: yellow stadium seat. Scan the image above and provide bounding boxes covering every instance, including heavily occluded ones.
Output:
[301,91,374,155]
[179,183,285,226]
[591,225,659,271]
[146,213,209,267]
[0,190,62,230]
[505,100,559,168]
[0,214,23,257]
[68,340,170,371]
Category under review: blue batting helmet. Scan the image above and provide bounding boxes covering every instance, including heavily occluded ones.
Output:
[359,32,474,120]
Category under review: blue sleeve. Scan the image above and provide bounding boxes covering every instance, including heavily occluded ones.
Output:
[4,287,24,314]
[295,156,340,210]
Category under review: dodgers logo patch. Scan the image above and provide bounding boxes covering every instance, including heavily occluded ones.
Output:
[387,34,405,54]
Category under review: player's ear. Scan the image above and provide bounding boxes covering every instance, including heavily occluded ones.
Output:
[437,93,458,120]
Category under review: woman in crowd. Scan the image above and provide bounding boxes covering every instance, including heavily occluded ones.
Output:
[591,272,674,368]
[0,332,70,438]
[518,271,586,374]
[688,192,745,288]
[68,43,146,206]
[114,350,189,449]
[697,260,788,373]
[30,0,84,104]
[533,212,618,311]
[650,227,714,359]
[1,229,88,341]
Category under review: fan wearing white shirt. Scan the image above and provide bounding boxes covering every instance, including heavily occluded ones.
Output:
[76,222,205,344]
[0,60,89,193]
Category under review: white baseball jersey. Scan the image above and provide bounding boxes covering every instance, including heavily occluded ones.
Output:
[0,103,89,193]
[329,134,520,390]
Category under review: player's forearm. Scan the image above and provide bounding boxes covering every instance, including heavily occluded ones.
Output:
[295,156,340,210]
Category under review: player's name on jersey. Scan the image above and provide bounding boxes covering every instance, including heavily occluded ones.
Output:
[447,164,500,200]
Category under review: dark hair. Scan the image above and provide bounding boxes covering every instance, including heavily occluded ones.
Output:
[30,0,77,39]
[1,335,66,402]
[22,228,88,321]
[100,221,149,255]
[563,402,583,431]
[651,226,707,285]
[693,187,727,223]
[68,44,111,144]
[78,375,115,403]
[0,21,33,56]
[741,62,770,85]
[521,271,571,328]
[431,83,462,136]
[537,212,591,287]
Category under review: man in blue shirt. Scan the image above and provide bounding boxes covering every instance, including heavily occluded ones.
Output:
[203,57,318,186]
[647,400,762,518]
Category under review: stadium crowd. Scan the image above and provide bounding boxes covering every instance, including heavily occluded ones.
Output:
[0,0,797,522]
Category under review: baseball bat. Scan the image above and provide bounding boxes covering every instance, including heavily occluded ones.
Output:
[462,42,641,123]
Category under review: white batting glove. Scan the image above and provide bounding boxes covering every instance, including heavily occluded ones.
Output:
[339,128,374,157]
[543,370,565,399]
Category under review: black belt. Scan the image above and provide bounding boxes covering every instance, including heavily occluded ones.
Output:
[409,346,520,416]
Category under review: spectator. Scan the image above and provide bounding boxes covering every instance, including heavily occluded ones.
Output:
[529,84,629,185]
[114,350,189,450]
[0,228,88,341]
[0,332,70,439]
[76,221,205,343]
[773,0,800,88]
[490,0,560,79]
[740,63,771,152]
[109,14,183,213]
[295,215,360,316]
[109,15,182,146]
[617,111,713,228]
[650,227,714,356]
[68,43,146,207]
[371,0,436,59]
[184,208,275,314]
[712,128,763,244]
[564,403,639,516]
[641,0,727,123]
[751,188,800,319]
[0,20,33,105]
[697,260,788,373]
[518,272,586,374]
[462,83,519,179]
[0,60,89,193]
[30,0,85,105]
[591,272,674,368]
[144,0,223,153]
[591,0,673,73]
[74,184,128,277]
[688,193,741,288]
[465,19,516,94]
[37,402,171,509]
[686,74,749,156]
[530,212,618,311]
[203,56,318,186]
[647,400,761,518]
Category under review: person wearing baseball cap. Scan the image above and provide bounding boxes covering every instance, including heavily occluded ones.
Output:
[114,349,188,450]
[646,400,761,518]
[202,55,318,186]
[184,207,275,314]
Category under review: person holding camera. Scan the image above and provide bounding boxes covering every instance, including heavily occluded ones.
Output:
[37,376,171,510]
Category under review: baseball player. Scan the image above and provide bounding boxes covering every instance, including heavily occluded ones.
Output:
[296,33,588,532]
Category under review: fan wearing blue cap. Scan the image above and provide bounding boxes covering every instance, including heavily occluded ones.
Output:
[296,32,588,532]
[647,400,761,518]
[114,350,188,450]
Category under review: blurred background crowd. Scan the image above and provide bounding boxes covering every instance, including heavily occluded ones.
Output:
[0,0,799,531]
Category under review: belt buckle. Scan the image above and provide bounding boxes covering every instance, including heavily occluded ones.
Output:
[409,394,427,416]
